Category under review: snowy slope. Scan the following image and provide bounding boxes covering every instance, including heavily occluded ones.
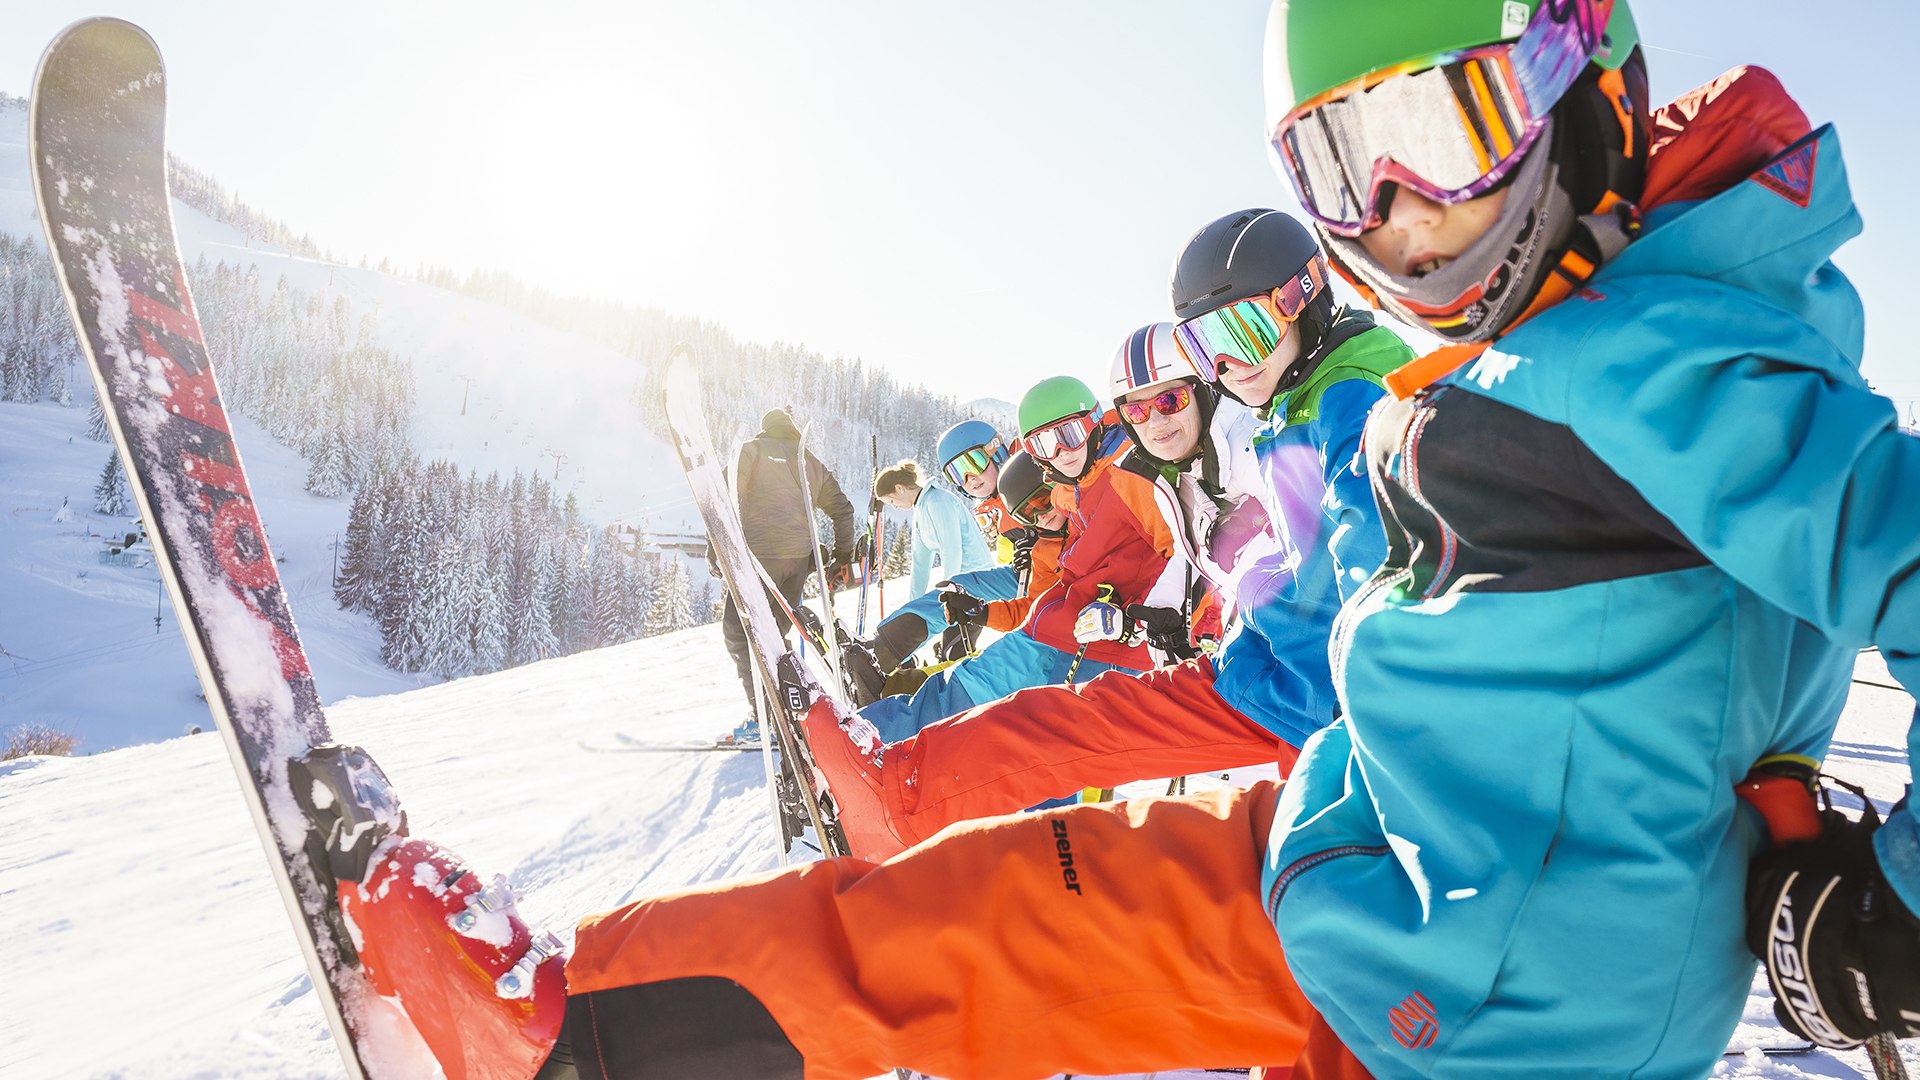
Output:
[1,615,1913,1079]
[0,93,711,751]
[0,100,692,534]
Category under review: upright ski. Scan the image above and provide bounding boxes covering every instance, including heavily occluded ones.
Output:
[32,19,562,1079]
[663,349,895,859]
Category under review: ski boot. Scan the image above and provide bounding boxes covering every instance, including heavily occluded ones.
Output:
[785,660,909,863]
[725,714,762,746]
[840,637,890,706]
[292,746,568,1080]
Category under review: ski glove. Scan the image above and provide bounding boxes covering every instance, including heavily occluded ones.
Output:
[1073,599,1128,645]
[1742,765,1920,1049]
[1126,604,1197,661]
[1005,527,1038,580]
[939,589,988,631]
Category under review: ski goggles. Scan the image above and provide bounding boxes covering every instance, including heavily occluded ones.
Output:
[1270,0,1612,237]
[1021,414,1098,462]
[1172,257,1327,374]
[1005,483,1058,527]
[1116,385,1195,426]
[942,442,1002,487]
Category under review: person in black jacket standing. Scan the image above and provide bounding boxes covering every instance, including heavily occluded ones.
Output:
[719,406,858,722]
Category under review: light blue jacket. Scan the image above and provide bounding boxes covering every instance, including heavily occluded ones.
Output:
[1266,124,1920,1078]
[910,483,995,597]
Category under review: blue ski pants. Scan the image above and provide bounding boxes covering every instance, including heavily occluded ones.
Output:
[860,628,1135,744]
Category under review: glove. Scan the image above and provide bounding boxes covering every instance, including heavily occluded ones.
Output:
[1006,527,1038,580]
[939,589,988,631]
[1073,598,1127,645]
[1742,764,1920,1049]
[869,496,884,516]
[1126,604,1198,661]
[828,547,857,590]
[704,545,722,579]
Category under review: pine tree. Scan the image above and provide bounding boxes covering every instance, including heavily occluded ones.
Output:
[643,559,696,636]
[93,451,130,515]
[85,393,110,442]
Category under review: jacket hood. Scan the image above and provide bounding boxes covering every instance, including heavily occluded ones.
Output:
[1606,68,1864,367]
[758,408,801,440]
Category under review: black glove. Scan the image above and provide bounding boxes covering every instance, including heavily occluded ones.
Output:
[1005,527,1038,580]
[1125,604,1198,661]
[1744,771,1920,1049]
[869,496,884,516]
[939,589,988,631]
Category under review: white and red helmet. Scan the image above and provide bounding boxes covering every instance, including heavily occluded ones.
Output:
[1109,321,1203,401]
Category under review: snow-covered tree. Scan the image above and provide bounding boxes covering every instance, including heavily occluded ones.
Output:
[92,452,130,515]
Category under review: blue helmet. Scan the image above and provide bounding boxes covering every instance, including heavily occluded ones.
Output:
[935,419,1009,489]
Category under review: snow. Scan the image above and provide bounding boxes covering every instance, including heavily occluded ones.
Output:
[0,91,702,752]
[0,617,1913,1078]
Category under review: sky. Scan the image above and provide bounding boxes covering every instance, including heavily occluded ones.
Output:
[0,1,1914,413]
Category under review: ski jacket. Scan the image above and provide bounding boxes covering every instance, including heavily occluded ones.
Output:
[734,412,857,561]
[908,484,996,597]
[1026,421,1185,667]
[982,531,1066,634]
[1265,69,1915,1080]
[1210,314,1410,749]
[1119,396,1270,618]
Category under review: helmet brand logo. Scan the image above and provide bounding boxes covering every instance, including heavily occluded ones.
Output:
[1500,1,1531,38]
[1388,992,1439,1049]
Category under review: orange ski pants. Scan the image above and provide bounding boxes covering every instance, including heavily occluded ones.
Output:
[884,656,1296,847]
[567,782,1369,1079]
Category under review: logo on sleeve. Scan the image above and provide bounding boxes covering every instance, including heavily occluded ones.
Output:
[1388,992,1440,1050]
[1753,136,1818,209]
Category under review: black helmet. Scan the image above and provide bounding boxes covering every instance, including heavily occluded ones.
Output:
[996,450,1061,531]
[1169,209,1339,404]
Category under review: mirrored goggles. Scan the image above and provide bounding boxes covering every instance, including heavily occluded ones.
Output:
[1005,484,1058,528]
[1271,0,1611,237]
[1117,385,1195,426]
[1021,414,1097,462]
[1171,258,1327,375]
[942,444,1001,487]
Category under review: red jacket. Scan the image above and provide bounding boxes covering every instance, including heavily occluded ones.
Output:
[1021,421,1183,667]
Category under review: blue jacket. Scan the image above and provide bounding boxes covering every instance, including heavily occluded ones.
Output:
[1265,120,1919,1079]
[909,483,995,597]
[1211,319,1410,749]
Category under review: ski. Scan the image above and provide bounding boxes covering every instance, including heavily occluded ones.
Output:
[662,349,855,857]
[31,19,561,1079]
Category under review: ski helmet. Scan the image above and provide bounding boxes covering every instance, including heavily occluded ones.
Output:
[1109,322,1217,467]
[996,450,1062,531]
[1169,209,1337,404]
[1109,321,1204,397]
[1263,0,1647,344]
[935,419,1009,491]
[1017,376,1101,437]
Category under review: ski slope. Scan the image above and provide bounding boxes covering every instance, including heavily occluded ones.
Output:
[1,612,1914,1079]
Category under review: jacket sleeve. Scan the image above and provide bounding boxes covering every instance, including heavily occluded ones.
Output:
[806,452,859,555]
[1313,379,1390,602]
[910,503,936,598]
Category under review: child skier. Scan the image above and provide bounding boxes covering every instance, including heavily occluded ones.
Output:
[852,421,1022,682]
[351,3,1920,1077]
[803,215,1413,857]
[852,376,1187,743]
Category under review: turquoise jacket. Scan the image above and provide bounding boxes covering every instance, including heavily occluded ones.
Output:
[909,483,995,597]
[1266,122,1920,1079]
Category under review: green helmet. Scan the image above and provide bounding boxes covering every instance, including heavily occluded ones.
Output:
[1265,0,1640,120]
[1017,376,1100,437]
